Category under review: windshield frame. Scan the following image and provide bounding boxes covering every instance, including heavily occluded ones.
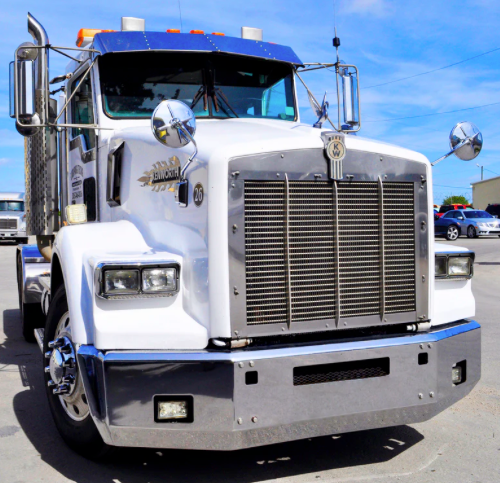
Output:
[98,52,299,122]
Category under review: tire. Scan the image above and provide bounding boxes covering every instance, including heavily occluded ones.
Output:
[467,226,477,238]
[446,225,460,241]
[43,285,114,460]
[17,254,45,342]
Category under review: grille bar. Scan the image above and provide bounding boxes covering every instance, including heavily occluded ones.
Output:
[244,180,416,327]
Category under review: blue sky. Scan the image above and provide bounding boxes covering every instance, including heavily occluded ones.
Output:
[1,0,499,204]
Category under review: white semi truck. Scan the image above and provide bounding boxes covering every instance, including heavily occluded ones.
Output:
[0,192,28,244]
[11,13,482,459]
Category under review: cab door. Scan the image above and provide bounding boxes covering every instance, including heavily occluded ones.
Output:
[68,72,98,222]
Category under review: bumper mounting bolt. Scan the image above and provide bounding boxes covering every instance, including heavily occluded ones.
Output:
[237,418,243,425]
[429,392,434,398]
[418,393,423,399]
[428,343,432,349]
[251,416,258,423]
[419,344,424,350]
[238,362,244,368]
[249,361,254,367]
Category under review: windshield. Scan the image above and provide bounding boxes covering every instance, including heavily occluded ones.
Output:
[99,52,296,121]
[0,201,24,211]
[464,210,493,219]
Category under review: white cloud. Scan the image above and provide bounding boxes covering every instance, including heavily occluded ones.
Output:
[0,158,12,165]
[341,0,392,17]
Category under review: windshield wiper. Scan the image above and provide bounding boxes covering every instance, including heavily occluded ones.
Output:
[213,88,239,118]
[190,86,208,112]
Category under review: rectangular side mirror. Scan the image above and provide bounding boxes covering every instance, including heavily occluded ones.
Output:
[341,67,360,128]
[10,60,35,119]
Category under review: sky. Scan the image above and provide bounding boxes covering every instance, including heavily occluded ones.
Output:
[1,0,500,204]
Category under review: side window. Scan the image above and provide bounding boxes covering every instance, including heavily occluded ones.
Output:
[443,211,454,218]
[70,73,96,150]
[262,77,295,120]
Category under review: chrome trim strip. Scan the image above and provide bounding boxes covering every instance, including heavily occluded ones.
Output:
[333,180,340,328]
[284,173,292,328]
[378,176,386,321]
[80,320,480,364]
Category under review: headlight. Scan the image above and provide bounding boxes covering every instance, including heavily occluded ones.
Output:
[142,268,177,293]
[104,269,140,295]
[435,253,474,279]
[478,222,487,228]
[97,263,180,299]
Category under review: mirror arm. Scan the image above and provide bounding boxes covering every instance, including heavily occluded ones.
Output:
[431,134,478,166]
[175,123,198,180]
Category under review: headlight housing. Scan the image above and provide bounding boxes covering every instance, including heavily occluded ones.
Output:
[435,253,474,280]
[96,262,180,299]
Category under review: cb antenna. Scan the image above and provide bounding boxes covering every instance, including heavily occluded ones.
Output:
[333,0,340,64]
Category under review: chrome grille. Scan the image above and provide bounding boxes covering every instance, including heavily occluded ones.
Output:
[244,180,416,327]
[0,219,17,230]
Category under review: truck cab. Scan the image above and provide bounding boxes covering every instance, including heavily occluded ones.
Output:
[11,14,481,459]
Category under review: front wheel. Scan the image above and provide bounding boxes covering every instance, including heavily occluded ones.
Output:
[446,225,460,241]
[43,285,114,460]
[467,226,477,238]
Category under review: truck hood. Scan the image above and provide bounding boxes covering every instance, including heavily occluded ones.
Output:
[0,211,24,220]
[107,118,429,166]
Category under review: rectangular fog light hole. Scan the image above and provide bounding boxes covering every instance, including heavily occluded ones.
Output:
[418,352,429,365]
[452,360,467,386]
[154,396,193,423]
[246,371,258,385]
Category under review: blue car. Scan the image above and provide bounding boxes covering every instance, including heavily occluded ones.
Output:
[434,212,463,240]
[437,209,500,239]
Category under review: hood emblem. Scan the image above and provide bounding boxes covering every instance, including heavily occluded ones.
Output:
[322,132,346,180]
[138,156,181,192]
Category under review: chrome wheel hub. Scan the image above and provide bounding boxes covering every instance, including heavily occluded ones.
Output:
[45,312,89,421]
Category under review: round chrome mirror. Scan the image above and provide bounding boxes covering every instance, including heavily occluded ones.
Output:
[151,100,196,148]
[449,121,483,161]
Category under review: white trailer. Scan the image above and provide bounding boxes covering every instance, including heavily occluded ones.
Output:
[11,13,482,459]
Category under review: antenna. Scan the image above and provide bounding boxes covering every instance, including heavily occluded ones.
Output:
[177,0,184,33]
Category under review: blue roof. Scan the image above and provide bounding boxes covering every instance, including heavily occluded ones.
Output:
[92,31,303,65]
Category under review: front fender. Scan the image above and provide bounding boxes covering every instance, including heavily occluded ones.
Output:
[53,220,208,350]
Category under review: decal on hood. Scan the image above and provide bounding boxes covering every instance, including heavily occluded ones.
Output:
[138,156,181,192]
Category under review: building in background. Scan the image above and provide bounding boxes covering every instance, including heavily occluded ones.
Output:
[471,176,500,209]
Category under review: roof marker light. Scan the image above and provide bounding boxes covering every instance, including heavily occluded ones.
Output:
[76,29,115,47]
[211,32,225,36]
[190,30,205,34]
[167,29,181,33]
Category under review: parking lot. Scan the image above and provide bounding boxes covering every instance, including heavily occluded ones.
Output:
[0,236,499,483]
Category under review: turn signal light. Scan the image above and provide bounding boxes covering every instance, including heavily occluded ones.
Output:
[167,29,181,33]
[76,28,115,47]
[190,30,205,34]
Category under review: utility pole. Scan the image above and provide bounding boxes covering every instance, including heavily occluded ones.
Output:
[476,163,483,180]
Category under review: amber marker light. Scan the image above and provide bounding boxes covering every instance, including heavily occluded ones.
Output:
[167,29,181,33]
[190,30,205,34]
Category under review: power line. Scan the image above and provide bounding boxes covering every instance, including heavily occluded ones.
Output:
[434,184,472,190]
[363,46,500,89]
[484,167,500,176]
[364,101,500,123]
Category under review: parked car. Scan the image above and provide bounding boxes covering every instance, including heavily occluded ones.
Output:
[485,203,500,218]
[435,203,472,218]
[434,212,463,240]
[453,209,500,237]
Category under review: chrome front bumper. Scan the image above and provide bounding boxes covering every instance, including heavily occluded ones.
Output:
[77,320,480,450]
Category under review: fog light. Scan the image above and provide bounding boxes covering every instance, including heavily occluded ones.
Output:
[142,267,177,293]
[452,366,463,384]
[154,396,193,423]
[158,401,187,419]
[104,269,140,295]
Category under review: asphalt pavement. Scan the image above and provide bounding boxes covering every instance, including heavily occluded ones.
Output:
[0,236,499,483]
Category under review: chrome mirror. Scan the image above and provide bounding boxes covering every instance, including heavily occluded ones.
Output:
[432,121,483,166]
[449,121,483,161]
[151,100,198,208]
[151,100,196,148]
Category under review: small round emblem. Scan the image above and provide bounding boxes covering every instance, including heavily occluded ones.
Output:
[326,138,346,161]
[193,182,204,207]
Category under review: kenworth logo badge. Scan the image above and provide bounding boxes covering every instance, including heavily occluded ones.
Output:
[138,156,181,192]
[322,132,346,180]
